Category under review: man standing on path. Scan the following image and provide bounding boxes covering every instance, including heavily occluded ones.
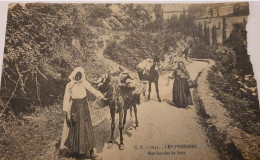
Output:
[182,42,193,62]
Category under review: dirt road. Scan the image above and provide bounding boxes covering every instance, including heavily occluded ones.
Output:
[93,61,219,160]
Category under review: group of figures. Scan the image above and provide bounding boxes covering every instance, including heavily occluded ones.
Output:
[59,57,193,159]
[138,57,193,108]
[59,66,142,159]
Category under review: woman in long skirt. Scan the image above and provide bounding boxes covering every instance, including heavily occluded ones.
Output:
[60,67,105,159]
[169,61,193,108]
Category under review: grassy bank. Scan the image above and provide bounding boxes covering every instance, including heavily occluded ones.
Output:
[207,66,260,135]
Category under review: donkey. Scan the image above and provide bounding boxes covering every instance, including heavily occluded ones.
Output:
[105,77,125,150]
[98,73,140,150]
[138,57,161,102]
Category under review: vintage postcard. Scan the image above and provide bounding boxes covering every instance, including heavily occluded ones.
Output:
[0,2,259,160]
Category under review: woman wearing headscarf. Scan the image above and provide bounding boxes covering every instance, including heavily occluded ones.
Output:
[60,67,105,159]
[169,61,193,108]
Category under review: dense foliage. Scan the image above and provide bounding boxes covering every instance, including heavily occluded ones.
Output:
[0,3,258,160]
[165,11,199,39]
[0,4,157,159]
[207,24,259,134]
[224,22,252,76]
[190,41,217,59]
[103,30,190,70]
[0,3,154,115]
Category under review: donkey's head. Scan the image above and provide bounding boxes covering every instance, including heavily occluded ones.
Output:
[151,61,160,72]
[152,55,160,71]
[107,77,123,112]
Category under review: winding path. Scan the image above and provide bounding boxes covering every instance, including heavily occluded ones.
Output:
[94,61,219,160]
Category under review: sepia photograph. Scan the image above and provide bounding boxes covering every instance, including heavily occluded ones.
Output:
[0,1,259,160]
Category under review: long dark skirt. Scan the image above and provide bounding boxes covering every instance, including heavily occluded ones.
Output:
[172,79,193,107]
[65,98,96,155]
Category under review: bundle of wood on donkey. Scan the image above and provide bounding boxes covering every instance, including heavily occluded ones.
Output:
[137,56,161,102]
[95,69,142,150]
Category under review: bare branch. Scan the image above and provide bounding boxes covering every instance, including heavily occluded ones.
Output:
[24,73,29,86]
[6,67,18,76]
[15,64,26,94]
[2,74,7,90]
[36,68,48,80]
[3,71,16,84]
[0,77,21,117]
[35,72,42,106]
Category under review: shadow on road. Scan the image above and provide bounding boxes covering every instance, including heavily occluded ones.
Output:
[165,99,191,109]
[94,117,136,153]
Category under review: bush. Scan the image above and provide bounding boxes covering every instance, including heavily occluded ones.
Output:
[103,31,183,70]
[207,69,259,134]
[190,41,216,59]
[213,47,237,74]
[224,22,253,77]
[207,45,259,134]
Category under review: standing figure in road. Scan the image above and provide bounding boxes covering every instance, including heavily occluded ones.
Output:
[182,42,193,61]
[169,61,193,108]
[61,67,105,159]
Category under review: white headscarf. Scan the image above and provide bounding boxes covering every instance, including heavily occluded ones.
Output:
[63,67,105,112]
[69,67,86,82]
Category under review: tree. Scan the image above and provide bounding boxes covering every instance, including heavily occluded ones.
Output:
[212,25,217,44]
[224,22,252,76]
[217,7,219,17]
[203,22,210,45]
[198,22,203,41]
[154,4,163,30]
[222,17,227,42]
[210,6,213,17]
[206,27,210,45]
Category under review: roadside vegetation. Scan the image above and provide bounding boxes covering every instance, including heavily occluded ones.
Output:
[0,3,258,160]
[206,22,259,135]
[0,4,155,159]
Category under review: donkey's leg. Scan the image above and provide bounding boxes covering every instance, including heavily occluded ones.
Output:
[129,105,133,120]
[148,81,152,100]
[142,82,146,96]
[119,127,124,150]
[118,108,124,150]
[123,108,127,127]
[108,107,115,149]
[155,81,161,102]
[133,104,139,127]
